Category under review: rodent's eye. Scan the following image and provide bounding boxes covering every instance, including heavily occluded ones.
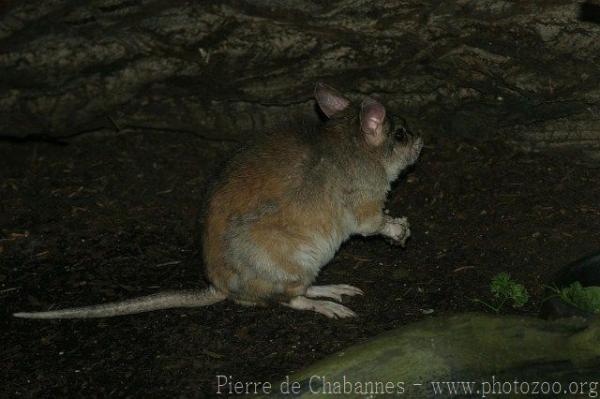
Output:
[394,126,408,140]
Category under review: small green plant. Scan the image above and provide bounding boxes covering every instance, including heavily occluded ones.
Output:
[473,272,530,313]
[548,282,600,314]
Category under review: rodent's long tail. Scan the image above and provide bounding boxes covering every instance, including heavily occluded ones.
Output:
[13,286,226,319]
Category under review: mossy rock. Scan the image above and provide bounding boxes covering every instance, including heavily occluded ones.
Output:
[261,313,600,398]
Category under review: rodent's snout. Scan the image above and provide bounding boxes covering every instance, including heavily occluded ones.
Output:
[413,135,424,155]
[401,130,423,164]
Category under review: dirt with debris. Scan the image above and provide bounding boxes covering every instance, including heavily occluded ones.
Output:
[1,131,599,398]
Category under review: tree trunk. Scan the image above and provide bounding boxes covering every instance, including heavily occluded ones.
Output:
[1,0,599,155]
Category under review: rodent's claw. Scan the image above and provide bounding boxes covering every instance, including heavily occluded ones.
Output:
[306,284,364,302]
[287,296,357,318]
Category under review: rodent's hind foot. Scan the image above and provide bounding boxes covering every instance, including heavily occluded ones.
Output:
[284,296,357,318]
[305,284,364,302]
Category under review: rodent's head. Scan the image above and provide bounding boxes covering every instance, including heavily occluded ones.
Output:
[315,82,423,182]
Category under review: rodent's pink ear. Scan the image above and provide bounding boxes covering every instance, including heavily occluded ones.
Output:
[314,82,351,118]
[360,98,386,146]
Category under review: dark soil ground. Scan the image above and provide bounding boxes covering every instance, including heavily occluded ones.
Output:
[1,129,599,398]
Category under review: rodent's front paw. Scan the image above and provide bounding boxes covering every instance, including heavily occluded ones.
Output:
[382,216,411,247]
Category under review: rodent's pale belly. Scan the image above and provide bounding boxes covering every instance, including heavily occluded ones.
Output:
[292,234,343,278]
[291,214,355,278]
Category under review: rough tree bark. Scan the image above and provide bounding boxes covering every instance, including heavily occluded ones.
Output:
[1,0,599,155]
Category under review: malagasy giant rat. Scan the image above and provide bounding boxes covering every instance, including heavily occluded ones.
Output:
[14,83,423,319]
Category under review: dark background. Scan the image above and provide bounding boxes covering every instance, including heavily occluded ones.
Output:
[1,1,600,397]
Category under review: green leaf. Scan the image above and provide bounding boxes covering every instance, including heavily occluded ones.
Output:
[509,283,529,308]
[490,272,512,299]
[560,282,600,314]
[489,272,529,309]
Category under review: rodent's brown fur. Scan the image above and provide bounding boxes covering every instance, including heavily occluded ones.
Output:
[14,83,422,319]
